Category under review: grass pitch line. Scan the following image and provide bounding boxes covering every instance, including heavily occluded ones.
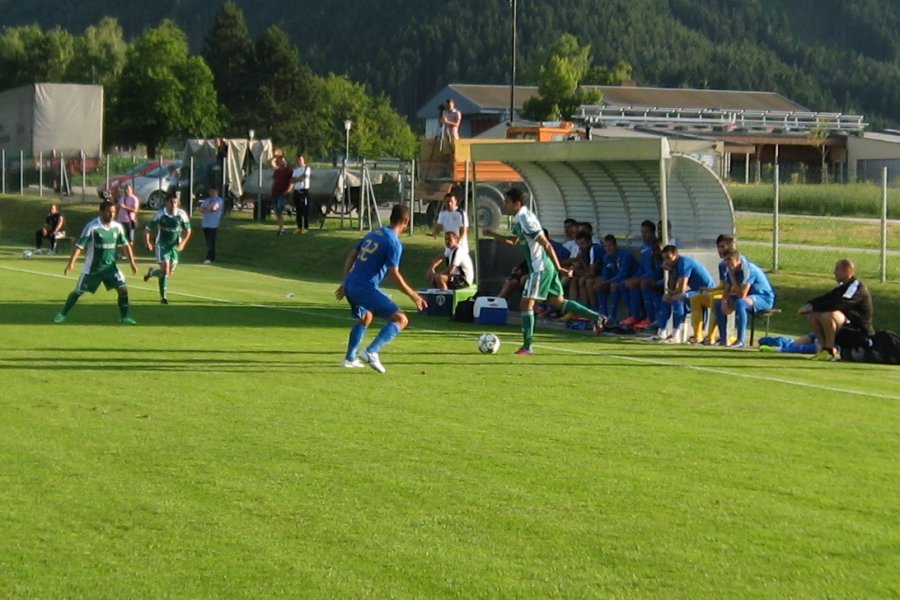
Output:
[2,263,328,316]
[538,342,900,402]
[9,264,898,401]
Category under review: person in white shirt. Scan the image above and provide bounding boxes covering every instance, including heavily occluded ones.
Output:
[291,154,312,233]
[430,192,469,255]
[425,231,474,290]
[199,187,224,264]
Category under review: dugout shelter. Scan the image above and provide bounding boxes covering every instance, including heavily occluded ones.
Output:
[470,138,736,295]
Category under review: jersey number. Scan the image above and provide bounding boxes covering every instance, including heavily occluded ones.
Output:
[357,239,380,262]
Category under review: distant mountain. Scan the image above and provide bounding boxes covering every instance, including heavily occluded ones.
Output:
[1,0,898,127]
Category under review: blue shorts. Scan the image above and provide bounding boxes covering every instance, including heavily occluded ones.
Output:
[346,284,399,320]
[750,293,775,312]
[275,194,290,215]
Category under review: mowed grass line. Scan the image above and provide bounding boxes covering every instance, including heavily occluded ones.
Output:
[1,264,899,598]
[736,212,900,251]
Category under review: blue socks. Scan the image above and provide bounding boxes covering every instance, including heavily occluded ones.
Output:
[346,323,367,361]
[367,322,401,354]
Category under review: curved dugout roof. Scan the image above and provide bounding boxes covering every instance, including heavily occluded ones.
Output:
[470,138,735,248]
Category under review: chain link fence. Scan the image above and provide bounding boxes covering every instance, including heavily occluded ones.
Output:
[730,168,898,283]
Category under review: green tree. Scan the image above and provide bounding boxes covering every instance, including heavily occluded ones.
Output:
[310,74,417,161]
[201,1,255,136]
[67,17,127,87]
[108,20,220,156]
[586,59,634,86]
[0,25,74,88]
[250,26,316,146]
[521,33,602,121]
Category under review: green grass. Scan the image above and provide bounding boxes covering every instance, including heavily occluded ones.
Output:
[1,194,899,598]
[737,213,900,251]
[734,211,900,282]
[728,182,900,218]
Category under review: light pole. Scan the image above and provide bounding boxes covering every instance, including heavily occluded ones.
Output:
[343,119,352,167]
[509,0,517,126]
[342,119,353,224]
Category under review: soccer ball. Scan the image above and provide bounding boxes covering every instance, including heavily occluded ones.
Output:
[477,333,501,354]
[21,249,33,259]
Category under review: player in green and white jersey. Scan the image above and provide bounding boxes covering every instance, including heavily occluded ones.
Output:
[483,188,606,355]
[143,192,192,304]
[54,199,139,324]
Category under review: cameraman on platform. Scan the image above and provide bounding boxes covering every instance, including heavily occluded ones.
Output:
[440,98,462,148]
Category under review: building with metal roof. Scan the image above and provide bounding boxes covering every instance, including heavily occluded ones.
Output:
[417,83,867,184]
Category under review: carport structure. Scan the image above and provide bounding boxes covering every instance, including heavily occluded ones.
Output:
[470,138,736,295]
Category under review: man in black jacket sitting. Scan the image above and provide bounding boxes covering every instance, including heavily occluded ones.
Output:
[798,258,874,362]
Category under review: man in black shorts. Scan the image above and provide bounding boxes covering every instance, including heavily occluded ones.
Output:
[425,231,474,290]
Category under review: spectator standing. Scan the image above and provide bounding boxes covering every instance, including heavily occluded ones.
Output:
[798,258,874,362]
[291,154,312,233]
[116,184,140,245]
[441,98,462,146]
[199,187,224,264]
[35,203,65,254]
[431,192,470,254]
[271,156,294,235]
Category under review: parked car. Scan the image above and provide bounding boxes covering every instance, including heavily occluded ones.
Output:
[126,161,183,210]
[100,159,177,200]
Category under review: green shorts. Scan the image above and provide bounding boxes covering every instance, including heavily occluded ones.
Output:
[76,267,126,294]
[522,268,564,301]
[155,244,180,265]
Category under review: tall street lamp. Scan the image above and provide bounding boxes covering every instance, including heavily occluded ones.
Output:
[342,119,353,219]
[343,119,353,167]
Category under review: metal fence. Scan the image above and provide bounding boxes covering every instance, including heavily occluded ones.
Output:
[0,149,180,202]
[736,167,897,283]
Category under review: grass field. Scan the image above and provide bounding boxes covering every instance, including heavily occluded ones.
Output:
[1,196,899,598]
[728,182,900,218]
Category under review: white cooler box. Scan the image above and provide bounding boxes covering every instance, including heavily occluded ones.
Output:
[473,296,508,326]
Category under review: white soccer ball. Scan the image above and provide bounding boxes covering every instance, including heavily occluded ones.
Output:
[477,333,501,354]
[22,249,33,259]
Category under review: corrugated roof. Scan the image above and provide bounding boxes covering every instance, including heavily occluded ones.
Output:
[417,83,807,118]
[598,86,806,111]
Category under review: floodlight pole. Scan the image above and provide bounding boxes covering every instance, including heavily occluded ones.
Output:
[343,119,352,229]
[509,0,517,126]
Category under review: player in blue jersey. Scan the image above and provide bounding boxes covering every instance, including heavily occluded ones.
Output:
[714,248,776,348]
[623,220,662,328]
[591,234,638,322]
[483,188,606,355]
[335,204,427,373]
[656,245,716,342]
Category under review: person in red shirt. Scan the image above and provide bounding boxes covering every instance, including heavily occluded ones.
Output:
[271,155,294,235]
